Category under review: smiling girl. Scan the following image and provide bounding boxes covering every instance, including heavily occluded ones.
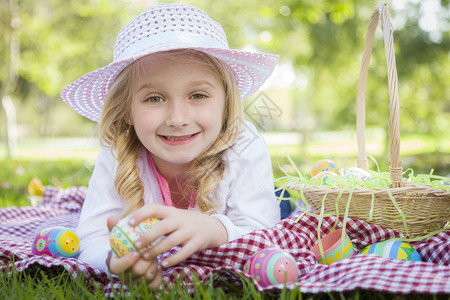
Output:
[61,3,280,288]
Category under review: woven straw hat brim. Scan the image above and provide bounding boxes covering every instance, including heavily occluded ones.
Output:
[61,3,279,122]
[61,47,278,122]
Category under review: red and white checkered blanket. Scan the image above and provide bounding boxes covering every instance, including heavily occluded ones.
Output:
[1,186,449,296]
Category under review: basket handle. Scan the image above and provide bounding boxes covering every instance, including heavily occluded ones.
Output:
[356,2,404,188]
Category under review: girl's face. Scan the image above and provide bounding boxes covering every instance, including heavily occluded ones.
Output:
[131,53,226,178]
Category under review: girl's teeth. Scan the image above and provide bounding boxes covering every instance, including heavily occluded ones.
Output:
[165,134,193,141]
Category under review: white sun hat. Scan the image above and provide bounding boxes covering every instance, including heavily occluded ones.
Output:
[61,3,279,122]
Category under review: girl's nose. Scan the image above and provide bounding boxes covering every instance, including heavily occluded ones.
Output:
[165,100,189,127]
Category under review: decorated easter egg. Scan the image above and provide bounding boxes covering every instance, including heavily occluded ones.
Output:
[310,229,356,265]
[243,248,298,287]
[31,227,80,258]
[339,167,371,180]
[359,241,421,261]
[28,178,44,197]
[313,171,337,184]
[110,215,159,257]
[311,159,339,177]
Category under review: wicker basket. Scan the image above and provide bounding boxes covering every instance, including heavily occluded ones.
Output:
[289,2,450,237]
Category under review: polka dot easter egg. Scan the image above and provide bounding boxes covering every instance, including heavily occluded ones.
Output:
[31,227,80,258]
[311,159,339,177]
[110,215,159,257]
[243,248,298,287]
[359,241,421,261]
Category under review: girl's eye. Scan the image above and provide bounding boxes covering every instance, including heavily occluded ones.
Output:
[190,93,207,100]
[145,96,164,103]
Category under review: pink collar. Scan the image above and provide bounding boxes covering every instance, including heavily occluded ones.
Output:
[147,152,195,209]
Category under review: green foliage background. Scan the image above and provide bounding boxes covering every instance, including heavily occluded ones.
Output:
[0,0,449,169]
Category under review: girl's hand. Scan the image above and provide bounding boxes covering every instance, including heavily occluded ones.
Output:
[129,204,228,268]
[106,216,163,288]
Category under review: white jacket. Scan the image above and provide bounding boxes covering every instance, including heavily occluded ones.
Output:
[76,121,280,272]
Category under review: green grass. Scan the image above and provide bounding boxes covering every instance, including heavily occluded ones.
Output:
[1,265,447,299]
[0,158,93,207]
[1,157,449,298]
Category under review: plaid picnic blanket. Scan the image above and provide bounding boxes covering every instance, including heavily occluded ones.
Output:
[1,186,449,296]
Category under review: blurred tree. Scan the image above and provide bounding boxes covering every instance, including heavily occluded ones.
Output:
[0,0,448,149]
[0,0,141,136]
[393,0,450,150]
[1,0,20,158]
[193,0,449,157]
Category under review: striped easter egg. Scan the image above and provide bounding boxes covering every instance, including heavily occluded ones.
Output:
[359,241,421,261]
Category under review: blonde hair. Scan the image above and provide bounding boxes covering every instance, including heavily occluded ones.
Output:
[99,49,242,217]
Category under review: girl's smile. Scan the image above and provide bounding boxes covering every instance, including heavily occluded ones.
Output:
[159,132,200,145]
